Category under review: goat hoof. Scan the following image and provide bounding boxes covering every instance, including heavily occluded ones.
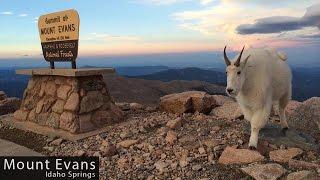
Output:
[281,127,288,136]
[249,146,257,150]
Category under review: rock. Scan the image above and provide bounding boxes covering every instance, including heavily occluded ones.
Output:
[80,91,105,113]
[35,99,44,113]
[192,164,202,171]
[27,109,36,122]
[50,138,63,146]
[179,159,188,168]
[165,130,177,144]
[287,170,319,180]
[166,117,182,130]
[203,139,220,148]
[52,100,65,113]
[59,112,78,133]
[45,81,56,96]
[218,146,264,165]
[93,151,101,157]
[99,141,117,156]
[13,109,28,121]
[210,102,242,120]
[75,150,85,156]
[57,85,71,100]
[47,112,60,128]
[288,159,320,170]
[117,139,138,148]
[117,158,128,169]
[64,93,79,112]
[288,97,320,135]
[115,102,130,111]
[285,100,302,116]
[154,161,168,174]
[211,126,221,133]
[159,91,217,114]
[269,148,303,163]
[129,103,144,110]
[241,163,286,180]
[198,147,206,154]
[43,146,54,152]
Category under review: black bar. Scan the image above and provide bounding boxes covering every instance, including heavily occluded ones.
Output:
[71,61,76,69]
[50,62,55,69]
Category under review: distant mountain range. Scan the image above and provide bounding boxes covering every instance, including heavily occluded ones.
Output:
[0,66,319,102]
[105,75,225,105]
[131,67,226,86]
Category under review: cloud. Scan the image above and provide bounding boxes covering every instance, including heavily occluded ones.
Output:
[138,0,213,5]
[138,0,190,5]
[236,3,320,34]
[200,0,213,5]
[18,14,28,17]
[87,33,141,42]
[1,11,13,15]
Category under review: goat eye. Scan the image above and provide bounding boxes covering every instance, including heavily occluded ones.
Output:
[237,71,241,75]
[225,71,228,74]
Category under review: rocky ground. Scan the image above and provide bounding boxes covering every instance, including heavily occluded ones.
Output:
[0,91,320,179]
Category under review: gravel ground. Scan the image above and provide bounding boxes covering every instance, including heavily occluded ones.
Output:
[0,108,319,180]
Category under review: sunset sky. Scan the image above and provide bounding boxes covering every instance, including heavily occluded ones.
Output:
[0,0,319,59]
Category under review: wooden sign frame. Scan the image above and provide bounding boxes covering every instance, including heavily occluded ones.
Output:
[38,9,80,69]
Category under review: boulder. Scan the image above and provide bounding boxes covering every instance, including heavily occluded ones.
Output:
[211,102,242,120]
[159,91,217,114]
[241,163,286,180]
[288,97,320,135]
[269,148,303,163]
[218,146,264,165]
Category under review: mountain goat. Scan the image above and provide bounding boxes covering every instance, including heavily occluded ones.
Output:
[223,46,292,149]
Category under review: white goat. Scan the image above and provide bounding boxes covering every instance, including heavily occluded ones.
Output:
[223,46,292,149]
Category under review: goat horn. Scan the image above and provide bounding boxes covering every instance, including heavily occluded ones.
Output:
[234,45,245,66]
[223,46,231,66]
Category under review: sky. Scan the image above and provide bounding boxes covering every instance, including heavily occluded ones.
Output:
[0,0,319,66]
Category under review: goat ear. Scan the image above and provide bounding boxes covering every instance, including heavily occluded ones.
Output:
[241,55,250,67]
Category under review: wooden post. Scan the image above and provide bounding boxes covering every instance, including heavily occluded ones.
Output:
[71,61,76,69]
[50,61,55,69]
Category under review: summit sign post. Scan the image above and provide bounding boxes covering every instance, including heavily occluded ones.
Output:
[38,9,80,69]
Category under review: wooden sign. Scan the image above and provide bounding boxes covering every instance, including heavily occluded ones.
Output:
[38,9,80,68]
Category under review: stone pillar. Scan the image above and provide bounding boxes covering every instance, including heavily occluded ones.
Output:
[13,68,124,134]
